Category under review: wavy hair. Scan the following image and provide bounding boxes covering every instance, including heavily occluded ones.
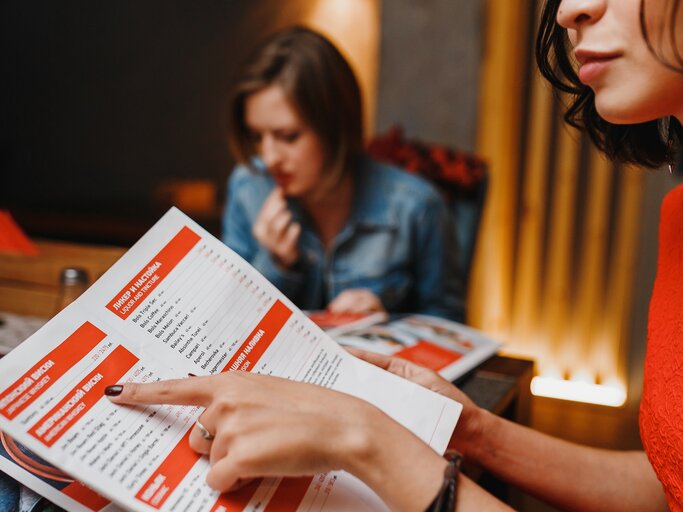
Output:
[536,0,682,168]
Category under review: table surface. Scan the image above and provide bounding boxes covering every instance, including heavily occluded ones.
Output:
[0,240,126,317]
[460,354,534,425]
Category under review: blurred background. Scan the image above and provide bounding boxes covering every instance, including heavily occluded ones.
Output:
[1,1,681,509]
[0,0,484,241]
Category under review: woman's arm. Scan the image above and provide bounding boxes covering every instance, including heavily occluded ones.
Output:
[468,412,667,512]
[105,372,510,512]
[352,349,669,512]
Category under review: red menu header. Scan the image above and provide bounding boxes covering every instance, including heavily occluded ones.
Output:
[28,345,138,447]
[135,429,201,509]
[106,226,200,320]
[0,322,107,420]
[209,480,262,512]
[263,477,315,512]
[62,481,111,510]
[223,300,292,373]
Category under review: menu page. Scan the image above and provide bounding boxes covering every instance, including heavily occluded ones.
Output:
[0,208,462,512]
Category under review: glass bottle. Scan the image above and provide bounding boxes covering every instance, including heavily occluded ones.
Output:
[54,267,89,314]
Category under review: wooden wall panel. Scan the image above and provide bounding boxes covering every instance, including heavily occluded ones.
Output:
[472,0,645,399]
[510,72,553,358]
[541,122,581,376]
[471,0,530,335]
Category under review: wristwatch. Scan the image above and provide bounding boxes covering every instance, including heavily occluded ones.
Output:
[425,450,463,512]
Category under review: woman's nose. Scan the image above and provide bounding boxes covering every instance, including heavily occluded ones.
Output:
[556,0,607,30]
[260,136,282,169]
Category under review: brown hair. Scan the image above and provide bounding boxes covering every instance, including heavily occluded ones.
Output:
[228,26,363,187]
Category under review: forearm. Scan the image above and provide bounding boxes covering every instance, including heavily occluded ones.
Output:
[344,406,511,512]
[457,476,514,511]
[467,411,667,512]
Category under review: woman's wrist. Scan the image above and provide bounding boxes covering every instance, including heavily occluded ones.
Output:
[455,407,499,464]
[425,451,463,512]
[340,404,448,512]
[273,251,299,269]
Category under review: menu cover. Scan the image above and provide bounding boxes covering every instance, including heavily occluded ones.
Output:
[0,208,462,512]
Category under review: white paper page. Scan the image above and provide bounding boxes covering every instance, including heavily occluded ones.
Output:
[0,208,461,512]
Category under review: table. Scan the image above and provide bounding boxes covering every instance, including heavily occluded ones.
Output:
[460,354,533,424]
[0,240,126,317]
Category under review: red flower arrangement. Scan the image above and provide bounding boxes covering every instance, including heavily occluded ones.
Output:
[366,126,487,198]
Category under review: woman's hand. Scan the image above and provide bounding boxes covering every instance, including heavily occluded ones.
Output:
[347,348,488,456]
[328,289,385,315]
[108,372,363,490]
[105,372,446,511]
[252,188,301,268]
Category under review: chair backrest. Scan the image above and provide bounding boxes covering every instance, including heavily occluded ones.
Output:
[367,126,488,290]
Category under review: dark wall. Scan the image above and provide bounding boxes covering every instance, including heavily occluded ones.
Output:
[376,0,484,151]
[0,1,288,243]
[1,0,480,244]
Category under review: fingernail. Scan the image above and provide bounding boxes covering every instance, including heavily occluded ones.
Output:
[104,385,123,396]
[188,373,197,377]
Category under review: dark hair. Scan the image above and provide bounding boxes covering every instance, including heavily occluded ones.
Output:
[536,0,682,168]
[228,26,363,187]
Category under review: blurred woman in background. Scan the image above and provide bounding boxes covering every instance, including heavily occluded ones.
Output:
[222,27,463,321]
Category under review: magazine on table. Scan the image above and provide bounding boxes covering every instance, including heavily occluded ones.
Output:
[0,208,462,512]
[308,311,501,382]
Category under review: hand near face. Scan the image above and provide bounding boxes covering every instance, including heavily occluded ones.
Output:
[252,188,301,268]
[327,289,385,315]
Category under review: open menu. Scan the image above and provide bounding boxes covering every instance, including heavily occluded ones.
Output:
[323,314,501,383]
[0,208,462,512]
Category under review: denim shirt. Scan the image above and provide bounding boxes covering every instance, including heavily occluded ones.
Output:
[222,156,464,321]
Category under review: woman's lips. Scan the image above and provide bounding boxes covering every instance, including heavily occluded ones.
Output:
[578,58,617,83]
[272,172,292,188]
[575,50,621,84]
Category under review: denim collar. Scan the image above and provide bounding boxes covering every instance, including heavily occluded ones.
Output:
[346,155,399,229]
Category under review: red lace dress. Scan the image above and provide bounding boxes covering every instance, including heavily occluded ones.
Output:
[640,184,683,511]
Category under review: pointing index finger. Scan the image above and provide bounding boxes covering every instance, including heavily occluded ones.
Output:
[105,377,213,408]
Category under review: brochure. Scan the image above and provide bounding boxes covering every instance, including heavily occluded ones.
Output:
[303,311,388,332]
[315,313,501,383]
[0,311,46,355]
[0,208,462,512]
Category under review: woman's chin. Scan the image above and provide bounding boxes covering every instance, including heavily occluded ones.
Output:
[281,186,299,198]
[594,93,668,125]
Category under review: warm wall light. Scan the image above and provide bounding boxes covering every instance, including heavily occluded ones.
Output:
[530,376,627,407]
[304,0,380,135]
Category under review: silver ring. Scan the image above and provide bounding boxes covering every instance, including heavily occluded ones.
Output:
[195,420,215,441]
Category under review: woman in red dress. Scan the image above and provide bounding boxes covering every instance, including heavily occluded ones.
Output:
[104,0,683,510]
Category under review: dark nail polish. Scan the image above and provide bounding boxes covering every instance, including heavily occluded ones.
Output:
[104,385,123,396]
[188,373,197,377]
